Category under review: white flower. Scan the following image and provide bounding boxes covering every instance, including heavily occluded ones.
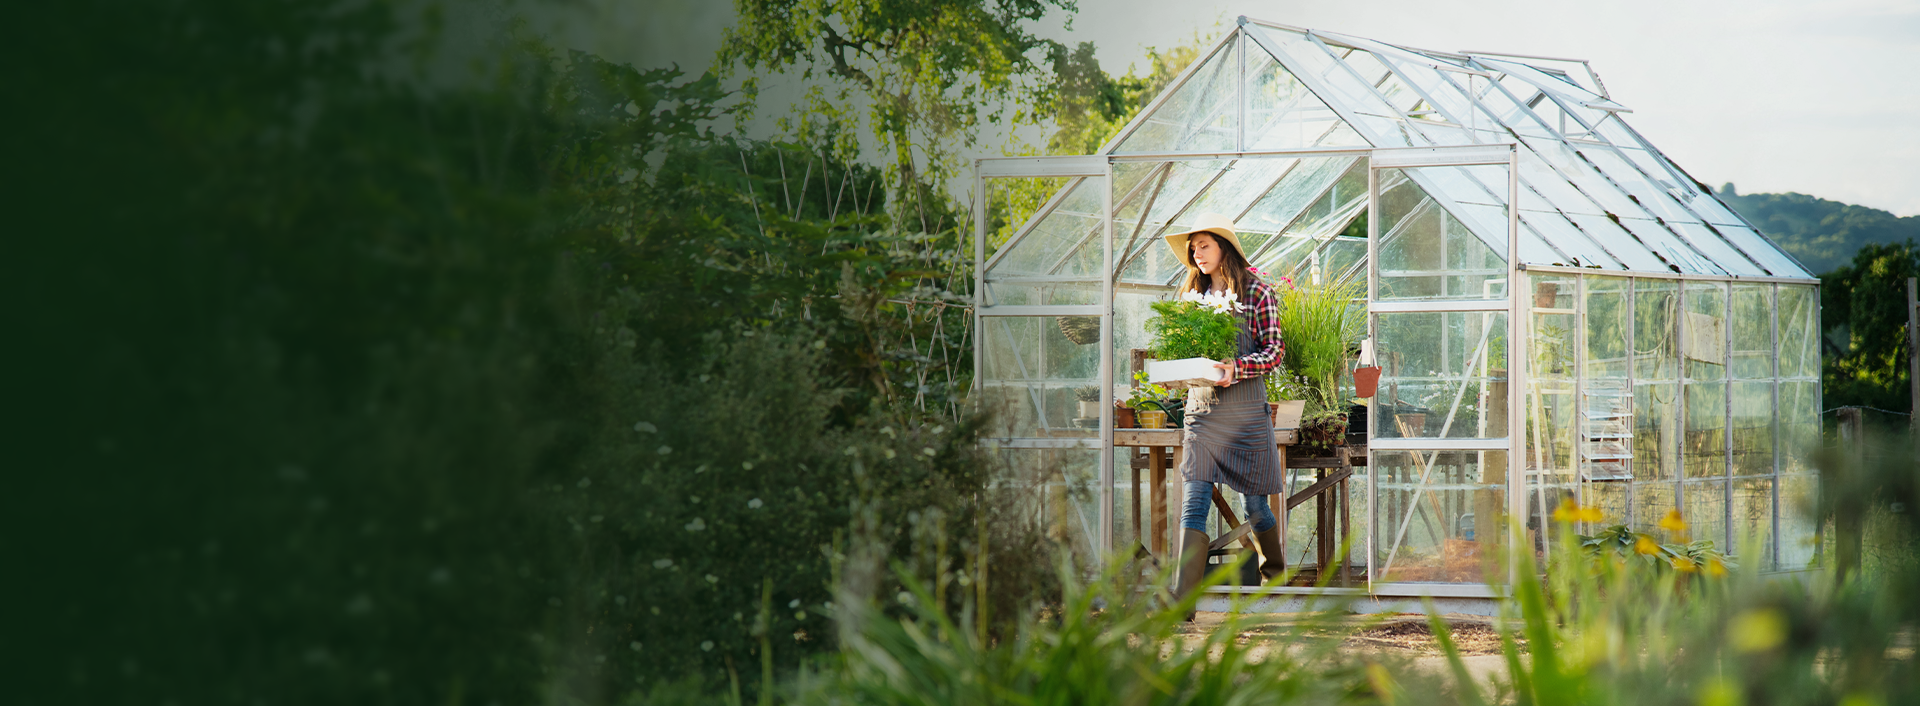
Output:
[653,558,673,569]
[748,498,763,509]
[700,641,713,651]
[684,517,707,532]
[633,421,658,433]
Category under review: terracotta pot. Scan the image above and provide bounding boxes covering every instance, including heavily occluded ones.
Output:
[1116,406,1137,428]
[1352,366,1382,398]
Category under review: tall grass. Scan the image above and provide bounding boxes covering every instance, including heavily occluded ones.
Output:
[1278,278,1367,414]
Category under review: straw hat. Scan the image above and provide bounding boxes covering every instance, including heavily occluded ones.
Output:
[1162,213,1248,270]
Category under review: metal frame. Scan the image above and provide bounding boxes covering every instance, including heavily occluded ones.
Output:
[971,21,1822,595]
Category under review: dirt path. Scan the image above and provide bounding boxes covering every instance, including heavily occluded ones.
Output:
[1172,612,1521,685]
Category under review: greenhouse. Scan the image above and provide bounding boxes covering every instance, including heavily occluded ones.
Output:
[973,17,1821,600]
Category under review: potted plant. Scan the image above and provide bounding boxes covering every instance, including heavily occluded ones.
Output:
[1125,373,1184,429]
[1144,291,1241,389]
[1073,386,1102,425]
[1278,277,1366,456]
[1265,371,1309,430]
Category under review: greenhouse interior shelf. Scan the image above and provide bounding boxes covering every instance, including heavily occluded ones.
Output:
[973,17,1821,600]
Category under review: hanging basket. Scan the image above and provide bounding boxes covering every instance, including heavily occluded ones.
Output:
[1056,316,1100,345]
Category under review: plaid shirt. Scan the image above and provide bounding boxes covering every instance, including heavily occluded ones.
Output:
[1233,274,1285,383]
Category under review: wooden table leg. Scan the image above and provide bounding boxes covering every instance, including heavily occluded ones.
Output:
[1149,447,1167,559]
[1131,460,1142,551]
[1316,469,1334,575]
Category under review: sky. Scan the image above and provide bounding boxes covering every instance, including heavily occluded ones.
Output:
[533,0,1920,216]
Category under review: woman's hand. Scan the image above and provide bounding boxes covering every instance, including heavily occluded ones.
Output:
[1212,360,1236,387]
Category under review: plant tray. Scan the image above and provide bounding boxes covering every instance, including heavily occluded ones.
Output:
[1146,357,1219,390]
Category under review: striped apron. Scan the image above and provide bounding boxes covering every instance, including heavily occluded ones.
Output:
[1177,322,1284,496]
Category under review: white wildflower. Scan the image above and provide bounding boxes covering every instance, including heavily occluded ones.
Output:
[748,498,763,509]
[684,517,707,532]
[653,558,673,569]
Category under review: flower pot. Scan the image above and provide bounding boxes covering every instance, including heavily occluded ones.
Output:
[1077,400,1102,419]
[1352,366,1381,398]
[1269,400,1306,429]
[1146,357,1219,390]
[1116,406,1137,428]
[1137,410,1168,429]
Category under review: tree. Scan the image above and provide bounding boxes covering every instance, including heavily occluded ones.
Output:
[719,0,1078,232]
[1820,240,1920,415]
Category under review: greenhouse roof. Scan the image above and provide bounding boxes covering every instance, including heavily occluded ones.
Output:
[983,18,1814,287]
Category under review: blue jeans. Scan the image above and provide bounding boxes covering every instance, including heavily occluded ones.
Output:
[1182,481,1277,533]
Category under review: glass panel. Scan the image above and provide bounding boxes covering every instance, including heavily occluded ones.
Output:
[988,177,1104,276]
[982,280,1102,307]
[1517,146,1607,216]
[1375,312,1509,440]
[1526,273,1579,559]
[1778,474,1818,569]
[1564,212,1670,273]
[1239,157,1355,237]
[1371,450,1508,583]
[997,448,1101,565]
[1616,217,1721,275]
[1779,381,1819,473]
[1732,478,1774,569]
[1115,38,1238,153]
[1683,381,1726,479]
[1376,168,1508,300]
[1731,381,1775,478]
[1778,285,1819,379]
[1245,47,1362,150]
[1634,279,1680,483]
[1183,158,1300,224]
[1635,278,1680,381]
[1672,222,1766,277]
[1516,135,1645,216]
[1256,27,1412,147]
[1730,284,1774,379]
[1684,480,1729,550]
[1714,223,1813,279]
[1581,147,1701,222]
[1520,210,1621,269]
[1584,275,1631,379]
[1337,47,1392,88]
[980,317,1101,438]
[1587,480,1630,528]
[1633,481,1677,535]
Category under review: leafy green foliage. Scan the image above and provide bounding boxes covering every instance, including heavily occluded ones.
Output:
[719,0,1079,228]
[1280,278,1368,414]
[1818,240,1918,415]
[1146,299,1240,362]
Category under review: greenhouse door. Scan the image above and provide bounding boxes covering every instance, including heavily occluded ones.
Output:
[1365,144,1523,595]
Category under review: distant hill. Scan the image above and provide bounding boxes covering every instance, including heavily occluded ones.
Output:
[1717,184,1920,275]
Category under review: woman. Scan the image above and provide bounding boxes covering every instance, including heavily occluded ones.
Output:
[1161,213,1287,607]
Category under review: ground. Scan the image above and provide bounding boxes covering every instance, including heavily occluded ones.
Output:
[1175,612,1519,684]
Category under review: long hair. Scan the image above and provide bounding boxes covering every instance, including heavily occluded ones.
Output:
[1179,233,1257,300]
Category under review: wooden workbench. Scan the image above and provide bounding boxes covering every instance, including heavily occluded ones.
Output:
[1113,428,1363,583]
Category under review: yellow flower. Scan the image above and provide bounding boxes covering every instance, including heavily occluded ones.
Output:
[1706,558,1728,577]
[1551,498,1607,524]
[1634,535,1661,555]
[1658,509,1688,534]
[1672,556,1698,572]
[1728,609,1787,653]
[1551,498,1579,523]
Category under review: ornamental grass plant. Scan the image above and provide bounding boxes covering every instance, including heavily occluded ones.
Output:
[1278,278,1367,415]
